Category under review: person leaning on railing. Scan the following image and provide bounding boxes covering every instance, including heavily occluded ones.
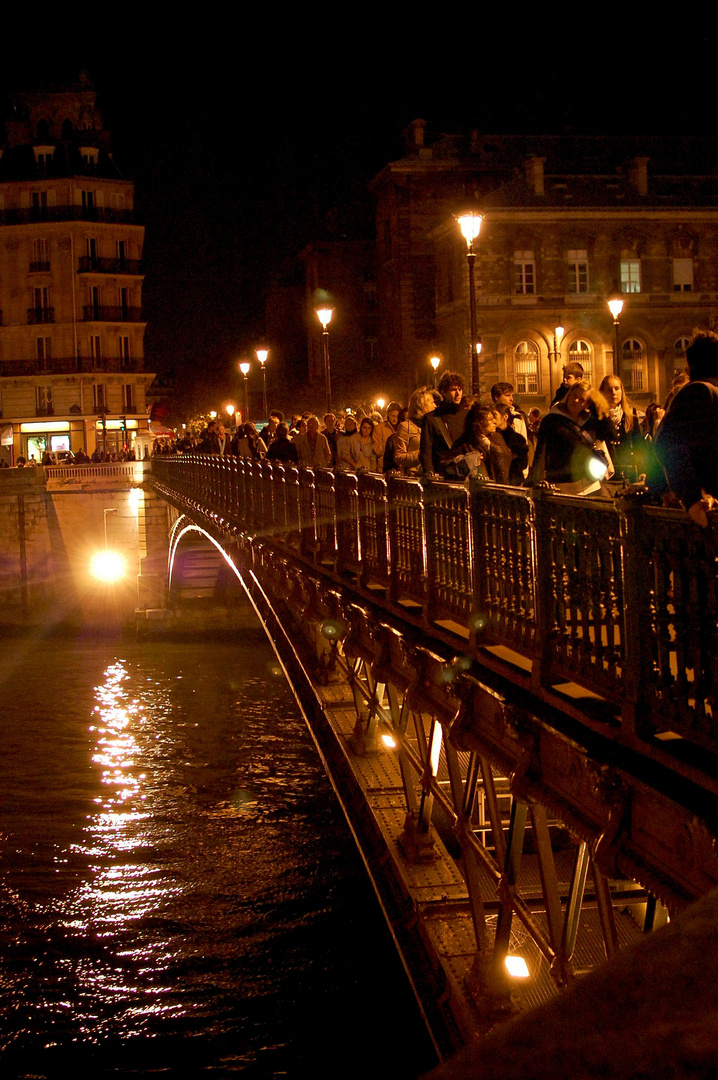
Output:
[393,388,437,474]
[529,381,615,496]
[265,423,299,464]
[655,330,718,528]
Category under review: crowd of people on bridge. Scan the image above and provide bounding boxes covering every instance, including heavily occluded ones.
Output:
[153,329,718,528]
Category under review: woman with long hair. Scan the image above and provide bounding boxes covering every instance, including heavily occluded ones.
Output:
[599,374,642,479]
[531,381,614,495]
[394,387,436,474]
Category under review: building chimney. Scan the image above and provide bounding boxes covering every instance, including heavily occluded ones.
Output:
[524,156,545,196]
[404,118,427,154]
[628,157,649,196]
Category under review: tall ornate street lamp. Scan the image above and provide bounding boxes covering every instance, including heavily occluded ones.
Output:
[551,325,564,399]
[239,361,250,422]
[429,355,441,388]
[607,291,624,374]
[455,205,484,396]
[256,348,269,419]
[315,305,334,415]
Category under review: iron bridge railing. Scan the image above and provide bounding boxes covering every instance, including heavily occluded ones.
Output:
[150,455,718,762]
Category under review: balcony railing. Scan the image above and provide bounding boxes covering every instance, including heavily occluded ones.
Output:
[27,306,54,324]
[150,456,718,775]
[78,257,143,275]
[82,305,143,322]
[29,261,51,273]
[1,206,135,226]
[0,356,145,376]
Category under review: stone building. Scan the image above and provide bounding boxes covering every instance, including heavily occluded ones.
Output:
[0,75,152,462]
[372,121,718,409]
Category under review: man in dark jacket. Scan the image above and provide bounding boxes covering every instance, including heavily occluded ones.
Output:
[420,371,468,476]
[656,331,718,527]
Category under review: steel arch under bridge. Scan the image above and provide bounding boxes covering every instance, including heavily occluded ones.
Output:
[153,458,718,1062]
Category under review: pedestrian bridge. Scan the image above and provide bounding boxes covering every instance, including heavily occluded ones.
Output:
[149,455,718,1058]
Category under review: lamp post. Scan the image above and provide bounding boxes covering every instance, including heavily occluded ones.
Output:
[239,362,250,422]
[607,292,624,374]
[315,306,334,415]
[256,348,269,419]
[551,324,564,400]
[429,355,441,388]
[226,403,236,431]
[456,206,484,396]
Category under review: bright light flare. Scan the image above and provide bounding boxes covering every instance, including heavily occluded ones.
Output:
[90,550,126,582]
[316,306,333,329]
[457,211,483,246]
[505,955,529,978]
[382,734,396,749]
[608,298,624,320]
[587,456,608,481]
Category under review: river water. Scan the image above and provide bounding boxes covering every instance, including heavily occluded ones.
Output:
[0,630,436,1079]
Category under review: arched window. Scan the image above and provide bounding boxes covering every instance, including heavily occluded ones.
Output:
[514,340,540,395]
[621,339,647,392]
[567,339,592,383]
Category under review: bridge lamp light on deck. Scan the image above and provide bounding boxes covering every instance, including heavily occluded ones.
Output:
[455,205,484,396]
[505,955,530,979]
[226,403,236,430]
[376,397,386,411]
[381,734,397,749]
[256,348,269,419]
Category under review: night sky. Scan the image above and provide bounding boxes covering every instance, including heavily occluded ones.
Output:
[1,25,715,415]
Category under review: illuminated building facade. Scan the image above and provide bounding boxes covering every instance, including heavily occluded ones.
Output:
[372,121,718,407]
[0,75,153,462]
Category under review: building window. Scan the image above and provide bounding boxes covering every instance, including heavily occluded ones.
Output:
[116,239,127,268]
[622,339,647,392]
[30,286,52,323]
[89,335,102,361]
[119,336,131,367]
[514,251,536,295]
[673,258,693,292]
[567,250,589,293]
[514,340,540,395]
[31,238,50,272]
[31,190,48,211]
[122,384,136,412]
[119,286,131,314]
[88,285,100,317]
[36,385,53,416]
[620,260,642,293]
[93,383,107,412]
[36,336,51,370]
[86,237,98,268]
[568,339,593,383]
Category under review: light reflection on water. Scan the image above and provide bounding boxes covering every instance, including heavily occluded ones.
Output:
[0,636,434,1079]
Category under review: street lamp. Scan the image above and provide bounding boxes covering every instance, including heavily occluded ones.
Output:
[456,205,484,396]
[429,355,441,387]
[607,291,624,374]
[226,403,236,430]
[256,348,269,419]
[239,361,250,422]
[315,306,334,415]
[552,325,564,400]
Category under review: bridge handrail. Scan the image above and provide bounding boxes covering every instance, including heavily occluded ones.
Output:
[149,455,718,757]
